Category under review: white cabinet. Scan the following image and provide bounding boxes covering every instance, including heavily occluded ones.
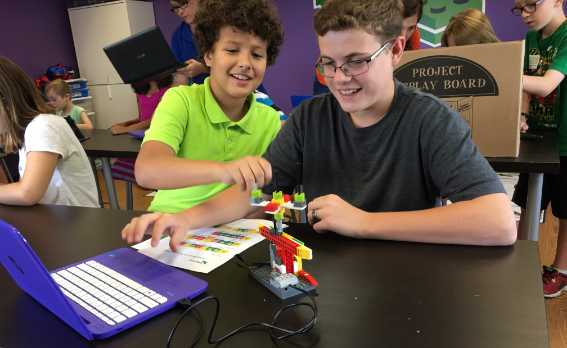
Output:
[68,1,154,128]
[89,84,138,129]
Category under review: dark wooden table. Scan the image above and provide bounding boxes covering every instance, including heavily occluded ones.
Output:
[82,129,141,210]
[0,205,548,348]
[486,131,559,241]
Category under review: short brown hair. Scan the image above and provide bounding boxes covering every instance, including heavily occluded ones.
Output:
[193,0,283,66]
[314,0,403,42]
[441,9,499,47]
[0,57,53,153]
[45,79,70,97]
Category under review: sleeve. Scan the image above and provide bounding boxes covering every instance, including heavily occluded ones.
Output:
[549,34,567,75]
[142,88,189,154]
[419,99,505,202]
[171,26,183,62]
[24,117,69,158]
[263,107,305,194]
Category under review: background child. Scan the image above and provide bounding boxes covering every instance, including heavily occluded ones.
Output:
[110,76,172,135]
[45,79,93,130]
[0,57,98,207]
[110,76,172,183]
[441,8,499,46]
[511,0,567,298]
[401,0,424,50]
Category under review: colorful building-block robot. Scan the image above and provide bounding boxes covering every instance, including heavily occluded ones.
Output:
[249,189,317,299]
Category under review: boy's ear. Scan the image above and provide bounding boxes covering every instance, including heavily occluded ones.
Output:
[203,50,213,68]
[390,36,405,66]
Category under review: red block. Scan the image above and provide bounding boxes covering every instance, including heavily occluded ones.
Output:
[264,202,280,213]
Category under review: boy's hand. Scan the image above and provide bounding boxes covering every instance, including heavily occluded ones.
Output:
[308,194,368,238]
[178,59,208,79]
[121,212,192,252]
[220,156,272,191]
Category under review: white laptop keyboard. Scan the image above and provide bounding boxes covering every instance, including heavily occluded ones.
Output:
[51,260,168,326]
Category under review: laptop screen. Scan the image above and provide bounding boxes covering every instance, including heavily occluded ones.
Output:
[103,26,183,84]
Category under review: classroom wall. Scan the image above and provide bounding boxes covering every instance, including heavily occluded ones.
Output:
[2,0,529,113]
[0,0,78,79]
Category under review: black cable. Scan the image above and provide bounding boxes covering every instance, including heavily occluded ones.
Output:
[166,256,318,347]
[167,299,204,348]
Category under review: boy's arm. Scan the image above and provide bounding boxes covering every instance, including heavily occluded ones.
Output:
[77,111,94,130]
[135,140,272,191]
[0,151,58,206]
[308,192,516,246]
[122,184,260,251]
[523,69,565,97]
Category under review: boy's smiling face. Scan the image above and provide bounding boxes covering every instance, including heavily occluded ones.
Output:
[205,26,268,104]
[317,28,403,119]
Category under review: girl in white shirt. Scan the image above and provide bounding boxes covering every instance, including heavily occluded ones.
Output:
[0,57,98,207]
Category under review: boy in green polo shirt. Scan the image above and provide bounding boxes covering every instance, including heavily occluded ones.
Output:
[124,0,282,224]
[511,0,567,298]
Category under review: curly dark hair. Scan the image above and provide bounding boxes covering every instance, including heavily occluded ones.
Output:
[193,0,283,66]
[314,0,403,42]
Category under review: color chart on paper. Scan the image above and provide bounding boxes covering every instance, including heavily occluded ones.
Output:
[134,219,270,273]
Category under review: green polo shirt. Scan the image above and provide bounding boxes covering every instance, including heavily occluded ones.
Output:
[143,78,281,213]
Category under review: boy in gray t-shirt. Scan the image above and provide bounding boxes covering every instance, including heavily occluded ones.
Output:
[122,0,516,249]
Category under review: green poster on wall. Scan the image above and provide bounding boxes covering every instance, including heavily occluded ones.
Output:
[420,0,485,47]
[313,0,325,9]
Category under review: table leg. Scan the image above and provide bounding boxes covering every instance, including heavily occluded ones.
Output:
[89,158,103,208]
[522,173,544,241]
[101,157,119,210]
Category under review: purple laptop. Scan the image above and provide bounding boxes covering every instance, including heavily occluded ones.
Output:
[127,129,146,140]
[0,220,207,340]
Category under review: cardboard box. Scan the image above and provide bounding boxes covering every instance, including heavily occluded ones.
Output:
[394,41,524,157]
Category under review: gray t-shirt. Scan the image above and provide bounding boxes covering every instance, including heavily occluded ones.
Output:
[263,80,504,212]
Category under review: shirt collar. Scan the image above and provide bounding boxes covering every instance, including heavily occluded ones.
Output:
[203,78,257,134]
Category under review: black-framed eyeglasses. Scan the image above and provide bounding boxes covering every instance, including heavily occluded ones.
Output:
[511,0,544,16]
[170,1,189,13]
[316,40,393,78]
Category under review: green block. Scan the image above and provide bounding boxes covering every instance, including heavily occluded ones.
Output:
[293,192,305,203]
[273,191,283,201]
